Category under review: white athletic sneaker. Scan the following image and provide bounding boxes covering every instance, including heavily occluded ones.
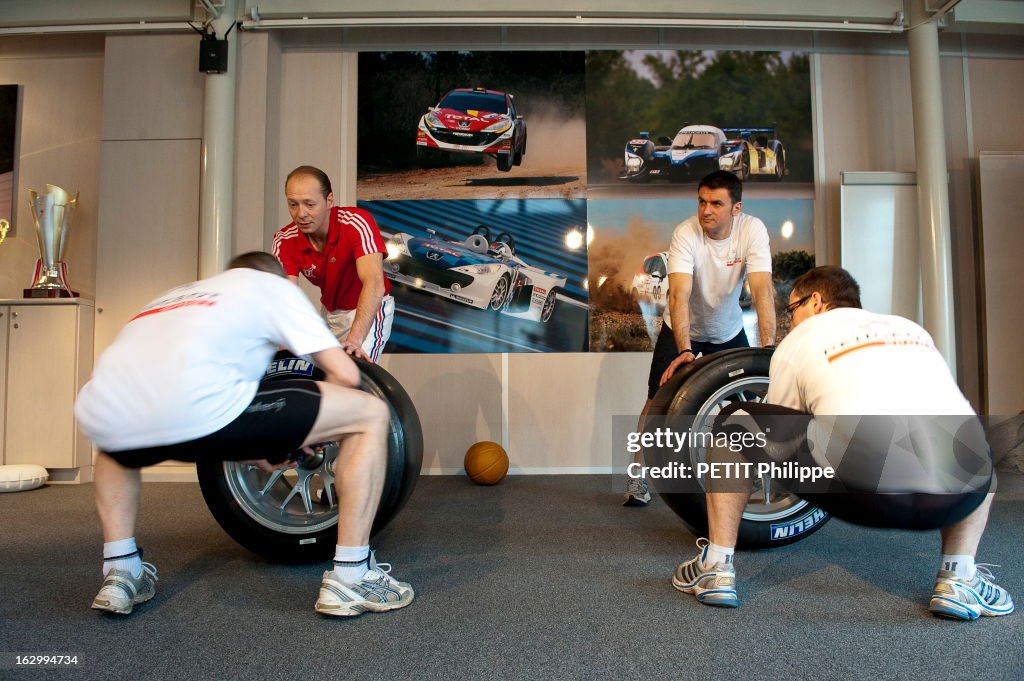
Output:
[91,562,158,615]
[315,555,414,617]
[672,539,739,608]
[929,565,1014,621]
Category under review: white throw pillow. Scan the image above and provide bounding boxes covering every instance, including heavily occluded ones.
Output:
[0,464,49,493]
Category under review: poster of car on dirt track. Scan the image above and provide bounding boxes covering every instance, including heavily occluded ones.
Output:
[587,197,814,353]
[357,51,587,201]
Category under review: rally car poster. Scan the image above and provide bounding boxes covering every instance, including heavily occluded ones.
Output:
[357,51,587,201]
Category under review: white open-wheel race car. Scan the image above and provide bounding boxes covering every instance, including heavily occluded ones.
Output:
[385,225,567,323]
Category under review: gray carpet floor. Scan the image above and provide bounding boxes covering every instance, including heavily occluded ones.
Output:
[1,474,1022,680]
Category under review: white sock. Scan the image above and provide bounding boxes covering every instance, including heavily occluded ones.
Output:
[941,554,975,580]
[331,545,370,583]
[103,537,142,578]
[702,541,735,568]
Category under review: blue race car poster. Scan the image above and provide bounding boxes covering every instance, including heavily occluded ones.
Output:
[585,50,814,198]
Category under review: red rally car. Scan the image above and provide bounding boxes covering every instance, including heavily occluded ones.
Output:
[416,87,527,173]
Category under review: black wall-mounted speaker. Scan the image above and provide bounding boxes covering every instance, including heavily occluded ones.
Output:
[199,37,228,74]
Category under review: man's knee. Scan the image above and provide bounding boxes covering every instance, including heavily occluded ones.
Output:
[319,385,388,427]
[364,393,390,429]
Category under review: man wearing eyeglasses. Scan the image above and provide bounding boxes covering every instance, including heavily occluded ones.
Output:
[623,170,776,506]
[671,265,1013,621]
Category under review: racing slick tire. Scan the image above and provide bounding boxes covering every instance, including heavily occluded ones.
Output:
[497,152,513,172]
[540,289,559,323]
[647,348,830,549]
[489,273,512,310]
[197,354,423,562]
[771,143,786,181]
[735,150,750,181]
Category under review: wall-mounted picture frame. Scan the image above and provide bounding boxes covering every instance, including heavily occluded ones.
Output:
[357,51,587,202]
[363,197,589,353]
[587,196,814,352]
[585,50,814,200]
[0,84,21,237]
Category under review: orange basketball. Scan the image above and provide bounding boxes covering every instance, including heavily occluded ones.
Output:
[464,441,510,485]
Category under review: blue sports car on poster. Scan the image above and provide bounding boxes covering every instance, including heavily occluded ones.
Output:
[619,124,728,182]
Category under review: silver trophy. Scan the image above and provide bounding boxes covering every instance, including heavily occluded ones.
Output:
[25,184,79,298]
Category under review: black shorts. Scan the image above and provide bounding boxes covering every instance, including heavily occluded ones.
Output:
[104,379,322,468]
[647,325,749,399]
[713,401,992,531]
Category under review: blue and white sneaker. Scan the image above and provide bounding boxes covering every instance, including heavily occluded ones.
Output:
[91,561,158,615]
[672,539,738,608]
[929,565,1014,621]
[315,553,414,617]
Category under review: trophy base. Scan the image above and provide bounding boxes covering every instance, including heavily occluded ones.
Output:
[24,288,79,299]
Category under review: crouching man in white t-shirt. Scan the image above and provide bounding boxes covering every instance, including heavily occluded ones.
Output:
[75,251,412,618]
[671,266,1013,620]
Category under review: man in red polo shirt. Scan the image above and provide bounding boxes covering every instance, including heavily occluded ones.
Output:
[272,165,393,362]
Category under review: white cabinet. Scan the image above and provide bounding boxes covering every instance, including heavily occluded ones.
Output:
[0,299,94,479]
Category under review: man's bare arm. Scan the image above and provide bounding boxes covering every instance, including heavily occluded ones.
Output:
[668,272,694,353]
[747,271,776,346]
[659,272,696,386]
[312,346,361,388]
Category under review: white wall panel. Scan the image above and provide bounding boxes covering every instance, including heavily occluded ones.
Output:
[978,152,1024,415]
[968,58,1024,153]
[0,1,191,26]
[95,139,200,354]
[274,50,345,230]
[840,172,919,320]
[380,353,503,474]
[507,352,649,473]
[234,31,283,254]
[102,34,204,141]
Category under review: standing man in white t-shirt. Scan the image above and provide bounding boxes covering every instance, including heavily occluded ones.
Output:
[76,252,413,618]
[623,170,776,505]
[671,266,1013,620]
